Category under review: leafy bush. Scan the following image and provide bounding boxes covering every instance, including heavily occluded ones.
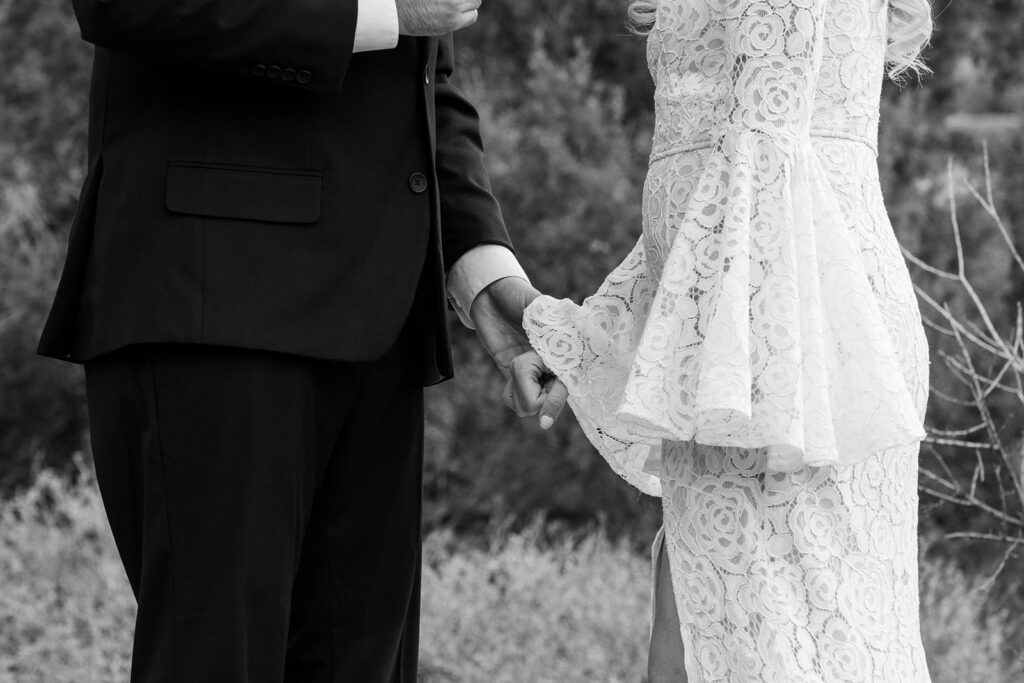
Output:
[0,466,134,682]
[0,0,92,490]
[918,548,1024,683]
[0,189,88,492]
[424,33,661,537]
[420,527,649,682]
[2,472,1023,682]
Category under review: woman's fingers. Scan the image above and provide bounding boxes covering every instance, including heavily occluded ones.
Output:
[455,0,480,29]
[538,380,569,430]
[456,9,478,30]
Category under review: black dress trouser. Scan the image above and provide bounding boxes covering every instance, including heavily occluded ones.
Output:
[84,329,424,683]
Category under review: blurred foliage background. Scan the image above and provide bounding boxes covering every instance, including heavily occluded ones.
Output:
[1,0,1023,677]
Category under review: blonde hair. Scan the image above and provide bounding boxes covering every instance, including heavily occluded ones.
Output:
[627,0,932,79]
[886,0,932,78]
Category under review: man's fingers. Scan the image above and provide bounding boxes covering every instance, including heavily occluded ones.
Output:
[510,353,546,416]
[539,380,569,430]
[397,0,482,35]
[501,380,515,412]
[502,375,532,417]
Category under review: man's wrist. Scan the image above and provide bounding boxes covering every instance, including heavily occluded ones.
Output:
[469,276,535,323]
[447,245,530,329]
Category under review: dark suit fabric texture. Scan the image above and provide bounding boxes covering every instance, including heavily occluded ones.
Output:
[39,0,513,680]
[39,0,513,381]
[85,336,424,683]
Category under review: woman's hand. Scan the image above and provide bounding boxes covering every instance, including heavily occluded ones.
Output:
[504,351,569,429]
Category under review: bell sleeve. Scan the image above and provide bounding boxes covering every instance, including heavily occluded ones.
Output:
[524,0,925,488]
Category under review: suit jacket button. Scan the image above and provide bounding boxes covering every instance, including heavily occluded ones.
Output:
[252,64,267,77]
[296,69,312,85]
[282,67,296,83]
[266,65,282,79]
[409,172,428,194]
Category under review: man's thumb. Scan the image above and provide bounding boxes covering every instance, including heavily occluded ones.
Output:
[539,380,569,430]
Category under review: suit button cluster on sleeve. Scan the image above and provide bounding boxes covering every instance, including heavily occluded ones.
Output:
[252,64,312,86]
[409,173,428,194]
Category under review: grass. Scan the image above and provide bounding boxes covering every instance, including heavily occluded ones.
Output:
[1,470,1021,682]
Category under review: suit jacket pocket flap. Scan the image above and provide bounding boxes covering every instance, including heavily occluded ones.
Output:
[166,163,322,224]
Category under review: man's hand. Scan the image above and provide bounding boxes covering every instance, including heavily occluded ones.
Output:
[469,276,539,377]
[397,0,481,36]
[470,277,569,428]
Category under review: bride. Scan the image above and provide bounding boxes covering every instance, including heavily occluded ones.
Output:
[510,0,934,680]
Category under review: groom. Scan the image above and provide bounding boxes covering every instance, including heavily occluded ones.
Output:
[38,0,553,680]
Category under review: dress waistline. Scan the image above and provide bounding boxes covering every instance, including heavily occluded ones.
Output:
[649,129,878,165]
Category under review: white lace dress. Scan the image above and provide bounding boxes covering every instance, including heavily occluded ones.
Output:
[523,0,932,680]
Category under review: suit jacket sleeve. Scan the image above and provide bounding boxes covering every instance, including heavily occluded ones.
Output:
[433,34,513,272]
[71,0,358,93]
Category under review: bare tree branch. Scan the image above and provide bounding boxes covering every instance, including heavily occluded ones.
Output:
[907,154,1024,555]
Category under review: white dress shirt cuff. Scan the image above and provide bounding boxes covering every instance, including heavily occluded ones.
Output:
[353,0,399,53]
[447,245,531,329]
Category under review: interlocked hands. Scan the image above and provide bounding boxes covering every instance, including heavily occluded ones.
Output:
[397,0,482,35]
[469,277,569,429]
[504,351,568,430]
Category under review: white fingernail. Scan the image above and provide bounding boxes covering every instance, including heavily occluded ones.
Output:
[539,415,554,430]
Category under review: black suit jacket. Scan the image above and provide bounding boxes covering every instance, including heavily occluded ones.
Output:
[38,0,512,385]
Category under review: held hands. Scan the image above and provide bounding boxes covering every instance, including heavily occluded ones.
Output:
[397,0,482,36]
[505,352,569,430]
[469,277,569,429]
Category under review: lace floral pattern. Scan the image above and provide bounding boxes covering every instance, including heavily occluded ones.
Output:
[523,0,931,680]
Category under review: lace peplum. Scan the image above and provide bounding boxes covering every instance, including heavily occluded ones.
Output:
[523,1,932,680]
[524,0,926,480]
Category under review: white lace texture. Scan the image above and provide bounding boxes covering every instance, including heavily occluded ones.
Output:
[657,441,931,682]
[524,0,932,680]
[524,0,927,483]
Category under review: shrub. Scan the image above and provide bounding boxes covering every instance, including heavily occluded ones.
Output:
[3,472,1023,682]
[0,465,133,682]
[0,0,92,490]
